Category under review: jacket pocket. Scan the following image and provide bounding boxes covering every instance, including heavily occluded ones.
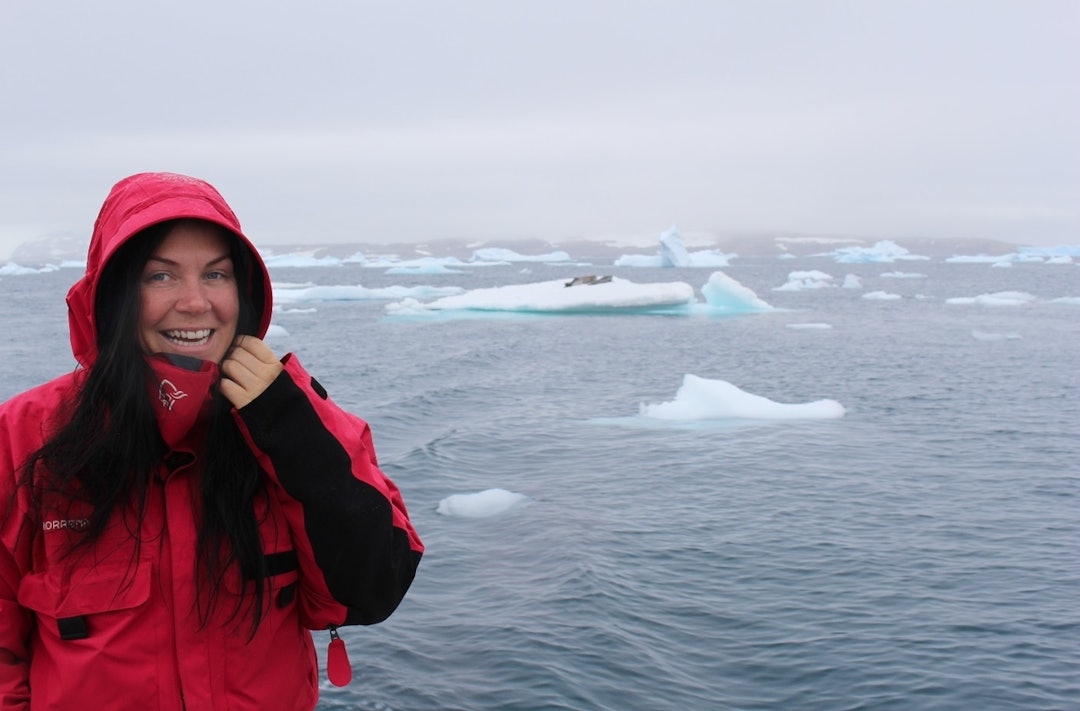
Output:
[17,562,153,639]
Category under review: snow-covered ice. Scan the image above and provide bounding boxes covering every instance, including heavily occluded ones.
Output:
[386,277,696,315]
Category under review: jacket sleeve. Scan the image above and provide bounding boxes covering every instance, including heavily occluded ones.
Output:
[231,354,423,628]
[0,404,33,710]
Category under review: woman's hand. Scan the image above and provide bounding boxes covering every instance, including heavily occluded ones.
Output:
[220,335,284,409]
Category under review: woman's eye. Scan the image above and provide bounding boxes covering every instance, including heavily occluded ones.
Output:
[146,272,169,283]
[206,270,231,281]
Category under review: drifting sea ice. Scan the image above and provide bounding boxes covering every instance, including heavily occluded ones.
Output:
[700,271,775,312]
[386,277,696,315]
[436,489,529,518]
[384,271,779,318]
[638,374,846,421]
[614,225,736,268]
[773,270,836,291]
[945,291,1038,306]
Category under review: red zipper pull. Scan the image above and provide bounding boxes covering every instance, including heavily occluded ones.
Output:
[327,625,353,687]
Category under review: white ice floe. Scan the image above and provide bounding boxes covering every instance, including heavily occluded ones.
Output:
[639,374,845,421]
[947,245,1080,265]
[436,488,529,518]
[945,291,1037,306]
[387,277,696,314]
[773,270,835,291]
[824,240,929,263]
[786,322,834,330]
[470,248,571,263]
[0,263,61,275]
[384,270,779,317]
[862,291,902,300]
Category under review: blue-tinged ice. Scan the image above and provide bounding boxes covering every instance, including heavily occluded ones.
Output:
[700,272,775,312]
[436,488,528,518]
[639,374,845,421]
[615,225,736,268]
[659,225,691,267]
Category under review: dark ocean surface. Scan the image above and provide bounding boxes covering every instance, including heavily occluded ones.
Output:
[2,254,1077,710]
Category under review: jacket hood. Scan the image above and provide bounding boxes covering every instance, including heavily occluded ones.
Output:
[66,172,274,368]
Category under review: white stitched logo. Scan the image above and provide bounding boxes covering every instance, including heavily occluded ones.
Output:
[158,379,189,411]
[42,518,90,532]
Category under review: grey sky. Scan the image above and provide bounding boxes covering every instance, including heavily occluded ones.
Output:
[1,0,1076,258]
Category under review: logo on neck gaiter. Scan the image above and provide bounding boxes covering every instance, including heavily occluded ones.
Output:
[158,379,189,411]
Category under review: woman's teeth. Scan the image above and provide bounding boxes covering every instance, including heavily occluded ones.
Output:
[163,329,212,344]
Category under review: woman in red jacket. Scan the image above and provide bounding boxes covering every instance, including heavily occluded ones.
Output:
[0,173,424,710]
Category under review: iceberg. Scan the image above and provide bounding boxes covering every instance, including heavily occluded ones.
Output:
[700,272,774,312]
[615,225,736,268]
[659,225,691,267]
[639,374,845,421]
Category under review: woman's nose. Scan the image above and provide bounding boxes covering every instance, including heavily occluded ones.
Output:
[174,281,211,313]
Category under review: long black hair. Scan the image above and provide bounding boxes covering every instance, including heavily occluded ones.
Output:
[20,218,273,634]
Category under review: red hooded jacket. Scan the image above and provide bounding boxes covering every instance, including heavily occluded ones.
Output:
[0,173,423,710]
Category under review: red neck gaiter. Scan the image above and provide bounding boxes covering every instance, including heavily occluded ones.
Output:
[145,354,220,452]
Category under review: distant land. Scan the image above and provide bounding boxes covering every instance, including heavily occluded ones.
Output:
[6,229,1038,266]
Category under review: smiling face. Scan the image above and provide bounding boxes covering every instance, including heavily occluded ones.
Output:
[138,221,240,364]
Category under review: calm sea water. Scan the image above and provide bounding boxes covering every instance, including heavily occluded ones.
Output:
[2,256,1077,710]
